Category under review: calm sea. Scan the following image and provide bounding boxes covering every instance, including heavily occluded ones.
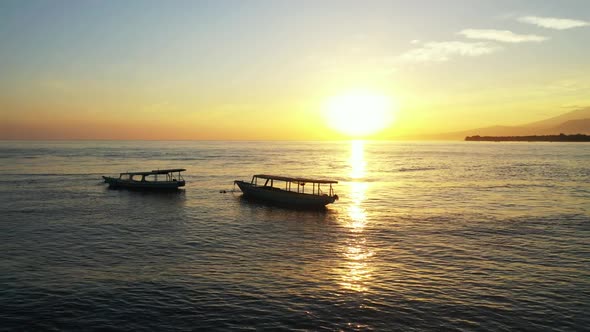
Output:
[1,140,589,331]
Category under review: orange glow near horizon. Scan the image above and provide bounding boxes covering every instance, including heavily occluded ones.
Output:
[2,2,590,140]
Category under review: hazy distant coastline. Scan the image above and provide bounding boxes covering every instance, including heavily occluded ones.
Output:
[401,108,590,141]
[465,134,590,142]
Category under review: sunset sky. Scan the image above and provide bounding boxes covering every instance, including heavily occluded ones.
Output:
[1,0,589,140]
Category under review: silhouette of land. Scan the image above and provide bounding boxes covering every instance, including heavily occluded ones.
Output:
[465,134,590,142]
[398,107,590,140]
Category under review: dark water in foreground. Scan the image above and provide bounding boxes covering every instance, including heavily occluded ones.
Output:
[1,140,589,331]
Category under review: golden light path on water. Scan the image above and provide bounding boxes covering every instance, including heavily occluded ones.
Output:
[339,140,374,293]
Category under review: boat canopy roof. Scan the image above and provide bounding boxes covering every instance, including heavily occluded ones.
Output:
[120,168,186,175]
[151,168,186,174]
[254,174,338,184]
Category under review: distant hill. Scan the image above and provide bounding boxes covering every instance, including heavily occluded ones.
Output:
[550,118,590,134]
[466,134,590,142]
[525,108,590,128]
[430,108,590,140]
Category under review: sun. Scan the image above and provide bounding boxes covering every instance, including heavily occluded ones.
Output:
[323,91,395,137]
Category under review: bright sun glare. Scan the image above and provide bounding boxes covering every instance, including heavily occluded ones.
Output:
[323,91,395,137]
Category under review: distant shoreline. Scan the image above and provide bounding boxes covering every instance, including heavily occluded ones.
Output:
[465,134,590,142]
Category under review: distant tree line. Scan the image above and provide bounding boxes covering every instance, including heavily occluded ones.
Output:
[465,134,590,142]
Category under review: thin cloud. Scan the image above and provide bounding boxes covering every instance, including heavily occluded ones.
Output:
[518,16,590,30]
[459,29,548,43]
[397,41,501,63]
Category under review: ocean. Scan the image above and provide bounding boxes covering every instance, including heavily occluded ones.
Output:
[1,140,589,331]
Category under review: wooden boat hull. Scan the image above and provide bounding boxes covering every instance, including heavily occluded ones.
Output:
[103,176,185,191]
[234,181,336,208]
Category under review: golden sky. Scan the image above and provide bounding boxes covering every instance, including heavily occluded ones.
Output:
[1,1,589,140]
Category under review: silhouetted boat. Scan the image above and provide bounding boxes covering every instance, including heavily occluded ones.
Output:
[234,174,338,208]
[103,168,186,191]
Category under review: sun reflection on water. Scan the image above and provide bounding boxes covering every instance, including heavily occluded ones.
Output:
[349,140,366,180]
[348,182,367,230]
[338,140,374,292]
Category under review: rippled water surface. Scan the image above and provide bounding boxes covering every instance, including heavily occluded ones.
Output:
[1,140,589,331]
